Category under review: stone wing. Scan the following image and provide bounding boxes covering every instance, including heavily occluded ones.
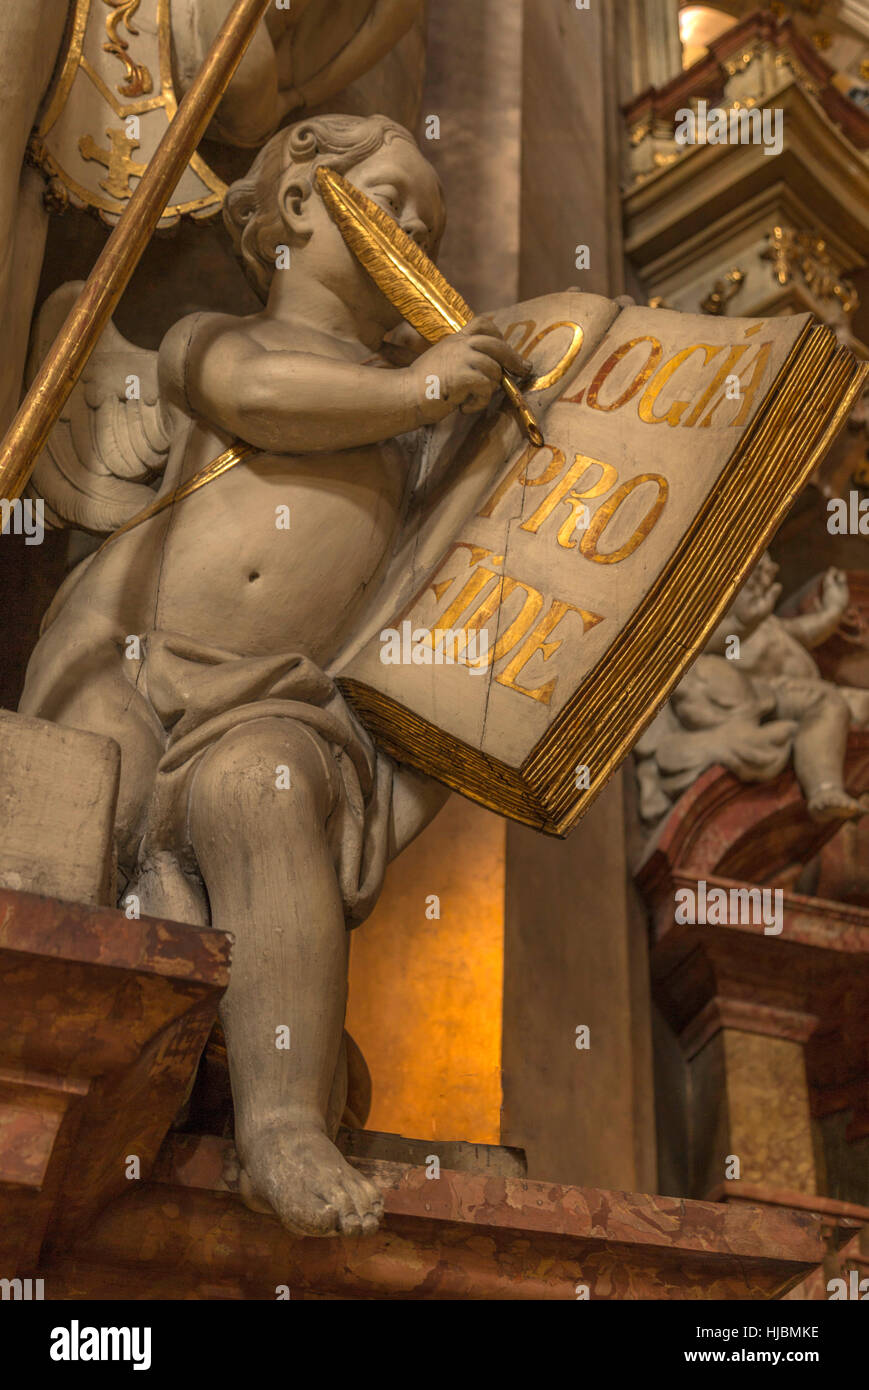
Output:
[24,281,171,535]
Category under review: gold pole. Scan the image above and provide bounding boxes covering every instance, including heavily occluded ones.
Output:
[0,0,272,504]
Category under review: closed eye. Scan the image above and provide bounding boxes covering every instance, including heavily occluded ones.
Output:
[372,185,402,216]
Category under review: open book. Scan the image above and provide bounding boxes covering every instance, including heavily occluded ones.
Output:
[338,291,867,835]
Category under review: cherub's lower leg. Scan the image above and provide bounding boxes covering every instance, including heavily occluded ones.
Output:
[188,716,383,1236]
[789,688,863,822]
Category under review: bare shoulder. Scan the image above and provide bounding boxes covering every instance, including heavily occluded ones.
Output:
[157,311,264,410]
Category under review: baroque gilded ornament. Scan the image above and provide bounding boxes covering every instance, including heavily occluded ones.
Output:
[762,226,860,315]
[102,0,154,97]
[30,0,225,226]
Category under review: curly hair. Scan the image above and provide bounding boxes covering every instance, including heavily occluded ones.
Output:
[223,114,417,299]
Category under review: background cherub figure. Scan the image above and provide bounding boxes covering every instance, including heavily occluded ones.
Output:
[635,553,869,826]
[21,114,531,1237]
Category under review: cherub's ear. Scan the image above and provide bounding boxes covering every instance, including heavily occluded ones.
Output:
[277,172,315,242]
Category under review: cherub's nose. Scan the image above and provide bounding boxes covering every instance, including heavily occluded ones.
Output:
[401,218,430,249]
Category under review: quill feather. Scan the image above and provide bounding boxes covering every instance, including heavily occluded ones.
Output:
[316,166,471,342]
[316,166,544,445]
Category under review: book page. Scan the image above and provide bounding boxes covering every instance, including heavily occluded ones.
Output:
[342,304,810,769]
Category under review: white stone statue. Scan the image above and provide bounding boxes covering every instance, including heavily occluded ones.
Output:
[0,1,423,436]
[20,114,533,1236]
[635,552,869,826]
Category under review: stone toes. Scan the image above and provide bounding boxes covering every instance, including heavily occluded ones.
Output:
[287,1193,342,1237]
[329,1185,362,1233]
[361,1178,385,1217]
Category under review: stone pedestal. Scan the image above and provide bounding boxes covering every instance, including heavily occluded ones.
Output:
[637,751,869,1213]
[0,888,229,1273]
[36,1131,839,1300]
[0,884,846,1300]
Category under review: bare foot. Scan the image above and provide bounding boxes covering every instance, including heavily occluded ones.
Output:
[806,784,865,823]
[238,1122,384,1237]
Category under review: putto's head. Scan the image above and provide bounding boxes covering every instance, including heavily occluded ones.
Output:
[224,114,446,301]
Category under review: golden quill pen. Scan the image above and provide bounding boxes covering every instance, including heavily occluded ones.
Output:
[316,166,544,447]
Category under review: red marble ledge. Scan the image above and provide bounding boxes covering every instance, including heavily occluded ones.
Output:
[0,888,231,1273]
[704,1181,869,1226]
[636,736,869,893]
[785,1227,868,1302]
[35,1132,836,1300]
[644,872,869,1039]
[702,1189,869,1302]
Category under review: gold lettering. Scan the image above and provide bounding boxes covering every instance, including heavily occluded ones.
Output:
[697,342,772,428]
[496,600,603,704]
[724,342,773,428]
[576,337,663,412]
[526,322,585,391]
[682,345,750,427]
[424,546,545,669]
[478,444,564,519]
[471,573,546,666]
[502,320,584,392]
[637,344,724,426]
[522,453,619,537]
[423,545,499,630]
[580,473,668,564]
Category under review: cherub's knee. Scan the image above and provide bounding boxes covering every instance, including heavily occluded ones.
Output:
[802,682,849,725]
[191,717,336,823]
[778,679,848,726]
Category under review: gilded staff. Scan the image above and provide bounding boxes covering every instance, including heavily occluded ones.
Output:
[0,0,273,505]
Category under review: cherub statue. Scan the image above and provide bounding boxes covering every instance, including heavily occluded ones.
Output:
[0,1,423,434]
[635,552,869,825]
[20,114,532,1237]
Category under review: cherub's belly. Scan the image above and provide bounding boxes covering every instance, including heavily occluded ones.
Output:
[147,446,405,665]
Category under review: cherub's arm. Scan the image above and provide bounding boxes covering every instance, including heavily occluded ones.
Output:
[159,314,529,454]
[778,568,850,649]
[279,0,422,116]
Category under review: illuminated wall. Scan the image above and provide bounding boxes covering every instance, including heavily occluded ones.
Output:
[346,796,506,1144]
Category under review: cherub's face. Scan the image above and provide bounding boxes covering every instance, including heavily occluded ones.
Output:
[731,550,781,628]
[283,136,446,337]
[343,139,446,258]
[751,552,780,596]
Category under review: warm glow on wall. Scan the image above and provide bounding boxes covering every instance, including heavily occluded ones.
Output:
[680,5,738,68]
[346,796,506,1145]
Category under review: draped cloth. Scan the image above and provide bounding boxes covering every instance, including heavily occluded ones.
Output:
[135,631,394,927]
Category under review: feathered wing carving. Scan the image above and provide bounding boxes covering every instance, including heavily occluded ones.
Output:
[24,282,172,534]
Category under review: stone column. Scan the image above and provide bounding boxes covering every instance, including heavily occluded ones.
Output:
[420,0,522,309]
[621,0,683,97]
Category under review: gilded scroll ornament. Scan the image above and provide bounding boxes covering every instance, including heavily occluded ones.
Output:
[700,268,746,317]
[102,0,154,97]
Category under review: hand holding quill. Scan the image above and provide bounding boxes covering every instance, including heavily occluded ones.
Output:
[316,166,545,446]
